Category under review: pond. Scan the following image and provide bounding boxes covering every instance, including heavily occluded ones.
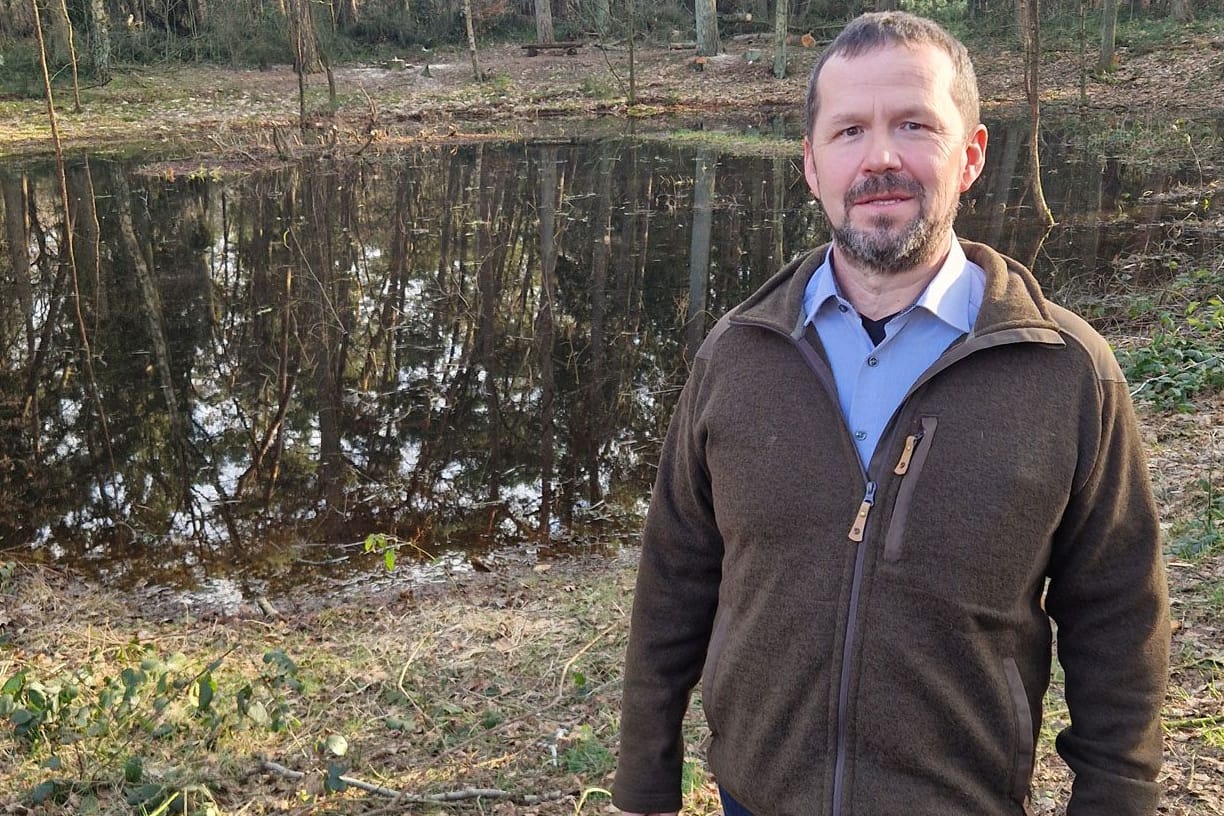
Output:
[1,116,1221,603]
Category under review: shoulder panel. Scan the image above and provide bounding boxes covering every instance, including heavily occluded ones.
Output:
[1047,303,1126,384]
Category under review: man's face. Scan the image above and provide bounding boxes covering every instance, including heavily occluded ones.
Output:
[803,43,987,275]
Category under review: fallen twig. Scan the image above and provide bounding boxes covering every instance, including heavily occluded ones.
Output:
[260,759,573,804]
[555,622,618,702]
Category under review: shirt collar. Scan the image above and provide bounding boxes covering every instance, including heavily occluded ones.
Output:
[803,234,981,334]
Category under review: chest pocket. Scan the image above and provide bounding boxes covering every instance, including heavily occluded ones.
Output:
[877,412,1076,606]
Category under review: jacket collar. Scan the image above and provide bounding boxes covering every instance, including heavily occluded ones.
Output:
[729,240,1063,342]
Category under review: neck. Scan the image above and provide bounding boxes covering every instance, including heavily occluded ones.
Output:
[831,238,952,320]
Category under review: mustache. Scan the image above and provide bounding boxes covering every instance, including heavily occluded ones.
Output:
[845,173,924,205]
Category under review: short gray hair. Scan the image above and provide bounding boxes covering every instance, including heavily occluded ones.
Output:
[804,12,980,137]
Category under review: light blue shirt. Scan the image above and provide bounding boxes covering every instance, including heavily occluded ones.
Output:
[803,236,985,470]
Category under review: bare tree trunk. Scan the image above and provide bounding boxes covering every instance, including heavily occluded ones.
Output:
[1019,0,1055,226]
[772,0,788,78]
[695,0,721,56]
[534,0,554,43]
[286,0,319,74]
[55,0,81,109]
[334,0,358,29]
[463,0,482,80]
[627,0,636,104]
[1098,0,1118,72]
[86,0,111,83]
[41,0,72,66]
[1078,0,1088,103]
[592,0,609,34]
[1171,0,1194,23]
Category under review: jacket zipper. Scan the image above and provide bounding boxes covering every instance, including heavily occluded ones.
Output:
[788,327,876,816]
[729,316,1059,816]
[846,482,877,542]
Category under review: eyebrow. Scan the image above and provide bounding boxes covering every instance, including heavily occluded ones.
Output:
[822,105,941,128]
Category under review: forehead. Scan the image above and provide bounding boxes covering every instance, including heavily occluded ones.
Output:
[815,42,958,117]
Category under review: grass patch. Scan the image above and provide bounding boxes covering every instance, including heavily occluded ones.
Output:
[0,554,723,814]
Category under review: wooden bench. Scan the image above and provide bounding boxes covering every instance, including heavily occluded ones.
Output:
[521,41,583,56]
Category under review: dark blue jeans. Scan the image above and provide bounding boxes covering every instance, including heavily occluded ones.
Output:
[719,786,754,816]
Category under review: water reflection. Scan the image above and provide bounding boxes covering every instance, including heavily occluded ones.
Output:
[0,124,1219,593]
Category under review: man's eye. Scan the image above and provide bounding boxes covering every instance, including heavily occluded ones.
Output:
[901,122,926,131]
[840,126,862,137]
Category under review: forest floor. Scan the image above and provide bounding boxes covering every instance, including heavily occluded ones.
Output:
[1,383,1223,816]
[2,22,1224,816]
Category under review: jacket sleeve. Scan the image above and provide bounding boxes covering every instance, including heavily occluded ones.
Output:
[1045,373,1170,816]
[612,357,724,814]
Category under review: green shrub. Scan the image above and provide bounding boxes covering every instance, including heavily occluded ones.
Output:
[1114,267,1224,412]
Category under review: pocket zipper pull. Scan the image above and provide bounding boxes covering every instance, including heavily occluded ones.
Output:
[848,481,877,543]
[894,431,924,475]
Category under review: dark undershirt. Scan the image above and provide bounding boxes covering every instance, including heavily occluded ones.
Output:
[860,311,903,346]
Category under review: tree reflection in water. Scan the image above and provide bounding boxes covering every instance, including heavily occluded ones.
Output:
[0,132,1217,590]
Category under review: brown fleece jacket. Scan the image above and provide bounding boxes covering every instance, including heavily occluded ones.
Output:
[613,241,1170,816]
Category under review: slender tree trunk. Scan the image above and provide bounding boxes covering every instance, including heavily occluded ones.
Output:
[1019,0,1054,226]
[627,0,636,104]
[463,0,482,80]
[286,0,320,134]
[1098,0,1118,72]
[534,0,554,43]
[54,0,81,109]
[1078,0,1087,103]
[695,0,721,56]
[772,0,788,78]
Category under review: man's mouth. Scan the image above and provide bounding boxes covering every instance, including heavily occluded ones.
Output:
[845,174,923,210]
[854,193,912,206]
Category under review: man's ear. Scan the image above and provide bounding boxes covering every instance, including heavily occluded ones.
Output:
[803,137,822,200]
[959,124,988,193]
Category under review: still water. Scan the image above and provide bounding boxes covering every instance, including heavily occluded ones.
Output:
[1,118,1220,599]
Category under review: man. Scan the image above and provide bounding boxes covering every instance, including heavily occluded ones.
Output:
[613,11,1169,816]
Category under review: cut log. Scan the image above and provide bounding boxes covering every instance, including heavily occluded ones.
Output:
[522,41,583,56]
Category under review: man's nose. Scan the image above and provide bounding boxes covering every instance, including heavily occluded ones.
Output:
[862,132,903,173]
